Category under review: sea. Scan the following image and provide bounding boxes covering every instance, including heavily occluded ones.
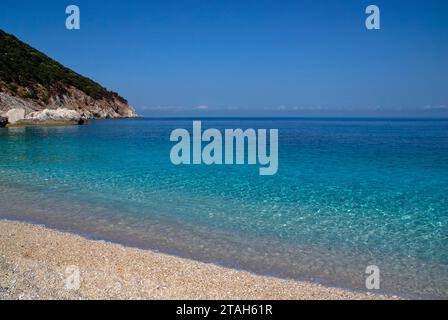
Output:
[0,118,447,298]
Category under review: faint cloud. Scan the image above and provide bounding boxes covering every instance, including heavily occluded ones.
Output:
[364,105,383,111]
[138,105,232,113]
[138,105,186,112]
[422,104,448,110]
[271,105,327,111]
[194,105,209,110]
[276,105,288,111]
[292,105,327,111]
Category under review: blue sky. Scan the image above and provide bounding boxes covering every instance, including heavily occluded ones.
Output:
[1,0,447,117]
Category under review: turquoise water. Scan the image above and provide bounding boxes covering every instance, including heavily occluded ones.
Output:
[0,118,447,298]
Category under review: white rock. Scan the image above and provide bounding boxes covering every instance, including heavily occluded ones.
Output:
[25,108,82,122]
[4,108,26,124]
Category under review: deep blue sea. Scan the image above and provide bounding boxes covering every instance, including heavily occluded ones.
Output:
[1,118,447,298]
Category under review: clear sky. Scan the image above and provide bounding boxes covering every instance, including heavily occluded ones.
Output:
[1,0,447,117]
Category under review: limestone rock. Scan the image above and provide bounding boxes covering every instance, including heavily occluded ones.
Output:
[0,87,139,120]
[4,108,25,124]
[25,108,82,122]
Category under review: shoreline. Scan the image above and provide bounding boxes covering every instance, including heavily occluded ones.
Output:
[0,219,397,300]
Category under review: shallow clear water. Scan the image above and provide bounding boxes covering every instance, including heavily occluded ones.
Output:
[0,118,447,298]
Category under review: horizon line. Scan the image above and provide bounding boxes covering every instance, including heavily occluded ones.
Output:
[131,116,448,121]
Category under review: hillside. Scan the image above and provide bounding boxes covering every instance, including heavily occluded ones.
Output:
[0,29,138,119]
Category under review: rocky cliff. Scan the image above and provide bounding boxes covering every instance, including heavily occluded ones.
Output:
[0,29,139,120]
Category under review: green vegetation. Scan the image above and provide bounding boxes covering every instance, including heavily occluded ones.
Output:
[0,29,126,104]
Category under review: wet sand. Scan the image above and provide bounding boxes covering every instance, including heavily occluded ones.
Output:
[0,220,396,300]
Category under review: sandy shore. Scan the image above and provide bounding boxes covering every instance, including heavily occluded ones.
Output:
[0,220,396,300]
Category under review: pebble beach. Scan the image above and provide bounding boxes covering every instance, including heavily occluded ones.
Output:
[0,220,395,300]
